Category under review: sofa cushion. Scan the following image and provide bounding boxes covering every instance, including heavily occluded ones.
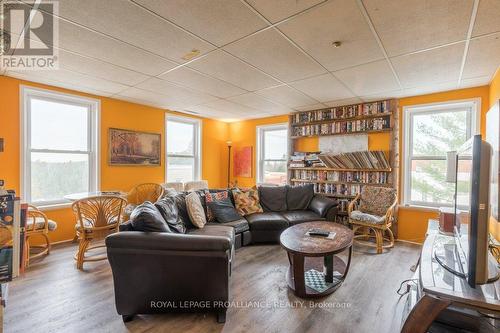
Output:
[232,188,263,216]
[245,212,289,231]
[129,201,171,232]
[154,197,186,233]
[207,197,242,223]
[185,192,207,228]
[280,210,323,225]
[172,193,196,229]
[211,218,249,234]
[286,184,314,210]
[188,225,235,245]
[258,186,287,212]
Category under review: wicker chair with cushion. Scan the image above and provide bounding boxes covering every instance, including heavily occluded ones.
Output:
[184,180,208,192]
[25,205,58,266]
[348,186,397,254]
[124,183,164,219]
[72,196,127,269]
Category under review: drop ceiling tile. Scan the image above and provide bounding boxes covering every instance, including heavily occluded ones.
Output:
[200,99,260,115]
[57,50,150,86]
[363,0,473,56]
[399,81,459,98]
[359,90,404,102]
[460,76,492,88]
[278,0,384,72]
[5,71,114,97]
[8,68,129,94]
[58,20,178,76]
[187,50,281,91]
[227,92,293,114]
[334,60,400,96]
[135,78,218,106]
[246,0,326,23]
[116,87,191,110]
[391,42,465,88]
[255,85,317,108]
[324,98,363,107]
[289,73,354,102]
[133,0,268,46]
[159,67,246,98]
[463,33,500,79]
[224,28,325,82]
[57,0,214,62]
[472,0,500,37]
[294,103,327,112]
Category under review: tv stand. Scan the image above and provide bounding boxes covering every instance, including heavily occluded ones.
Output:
[401,220,500,333]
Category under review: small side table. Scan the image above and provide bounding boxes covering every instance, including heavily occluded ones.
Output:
[280,221,353,298]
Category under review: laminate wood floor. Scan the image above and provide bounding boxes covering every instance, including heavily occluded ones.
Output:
[4,241,420,333]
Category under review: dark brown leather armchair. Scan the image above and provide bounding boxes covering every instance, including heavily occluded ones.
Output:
[106,230,233,323]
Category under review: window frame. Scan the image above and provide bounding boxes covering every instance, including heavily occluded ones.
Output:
[402,98,480,208]
[21,86,100,208]
[165,115,202,183]
[256,123,289,185]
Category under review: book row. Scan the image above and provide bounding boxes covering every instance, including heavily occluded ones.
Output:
[318,150,390,170]
[291,115,391,137]
[290,182,364,196]
[291,100,391,124]
[292,170,390,184]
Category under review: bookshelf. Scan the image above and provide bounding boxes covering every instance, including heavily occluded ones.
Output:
[288,99,398,224]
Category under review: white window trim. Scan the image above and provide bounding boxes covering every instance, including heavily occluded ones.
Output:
[165,114,202,182]
[402,98,480,208]
[256,123,288,185]
[20,85,100,209]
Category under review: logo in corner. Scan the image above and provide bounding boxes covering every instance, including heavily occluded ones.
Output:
[0,0,59,71]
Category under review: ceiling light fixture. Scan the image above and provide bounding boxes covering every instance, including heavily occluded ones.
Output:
[331,41,342,48]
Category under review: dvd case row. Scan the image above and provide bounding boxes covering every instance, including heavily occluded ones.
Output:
[292,115,391,137]
[292,170,390,184]
[291,100,391,124]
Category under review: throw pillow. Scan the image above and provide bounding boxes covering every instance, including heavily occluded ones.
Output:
[129,201,171,232]
[207,197,242,223]
[185,192,207,228]
[154,197,186,233]
[232,188,263,216]
[286,184,314,210]
[173,193,196,229]
[258,185,287,212]
[204,190,229,222]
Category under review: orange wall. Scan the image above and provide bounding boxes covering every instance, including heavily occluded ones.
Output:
[398,86,490,243]
[0,75,228,243]
[228,115,288,187]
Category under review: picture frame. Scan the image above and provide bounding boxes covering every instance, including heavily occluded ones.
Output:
[108,128,161,166]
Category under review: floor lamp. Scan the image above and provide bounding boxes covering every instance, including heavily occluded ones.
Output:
[226,141,232,188]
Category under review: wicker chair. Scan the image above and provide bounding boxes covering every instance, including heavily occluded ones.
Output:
[25,205,57,266]
[124,183,164,219]
[348,186,397,254]
[184,180,208,192]
[72,196,126,270]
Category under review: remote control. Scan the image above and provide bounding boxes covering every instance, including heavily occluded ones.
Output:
[308,229,330,237]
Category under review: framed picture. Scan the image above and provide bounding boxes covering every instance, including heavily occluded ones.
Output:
[108,128,161,166]
[234,146,252,178]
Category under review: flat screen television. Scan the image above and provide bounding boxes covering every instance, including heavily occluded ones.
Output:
[454,134,492,287]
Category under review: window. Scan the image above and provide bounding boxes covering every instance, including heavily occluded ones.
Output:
[403,100,479,207]
[166,116,201,183]
[21,86,100,206]
[257,124,288,185]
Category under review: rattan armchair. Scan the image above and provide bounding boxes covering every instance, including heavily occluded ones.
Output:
[25,205,57,266]
[72,196,127,270]
[348,187,397,254]
[124,183,164,219]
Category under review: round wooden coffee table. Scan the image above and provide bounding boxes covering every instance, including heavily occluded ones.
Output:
[280,221,353,298]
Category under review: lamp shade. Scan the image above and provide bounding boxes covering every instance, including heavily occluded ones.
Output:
[445,151,457,183]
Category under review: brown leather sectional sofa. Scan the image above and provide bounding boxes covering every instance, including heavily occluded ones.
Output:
[106,185,338,323]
